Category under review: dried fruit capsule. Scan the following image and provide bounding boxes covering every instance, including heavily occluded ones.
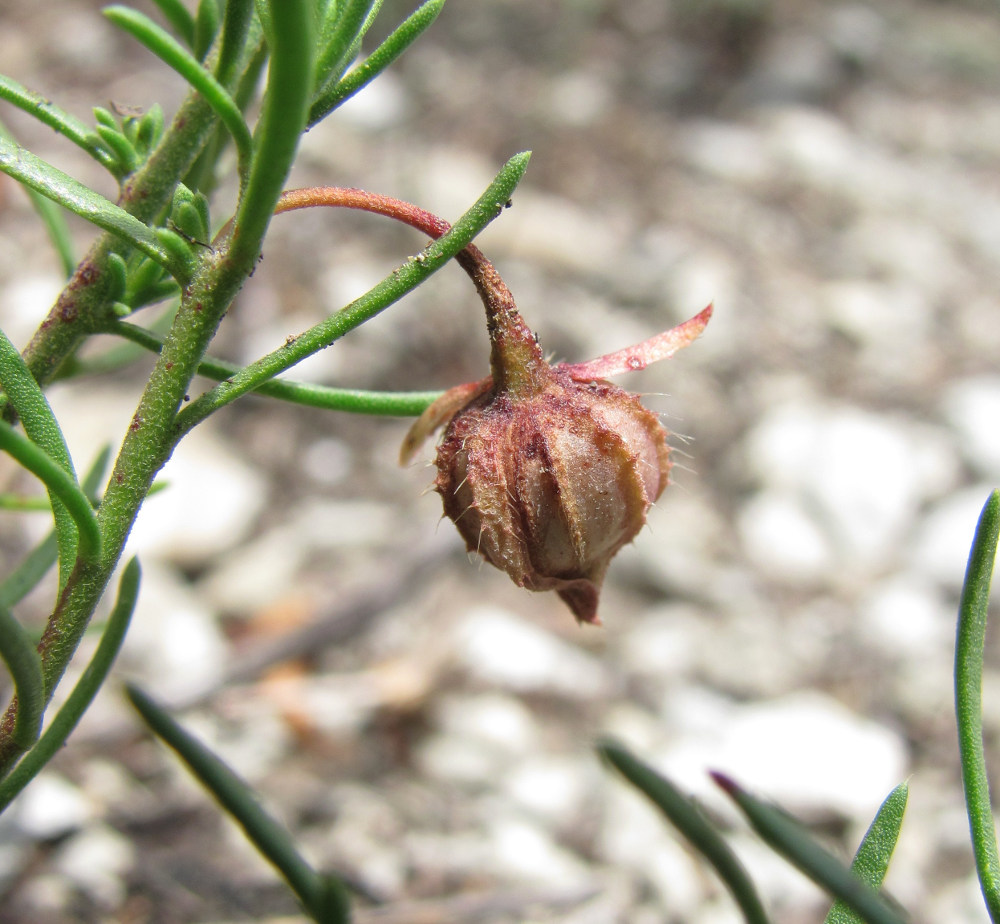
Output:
[269,183,709,624]
[403,241,711,624]
[434,364,672,622]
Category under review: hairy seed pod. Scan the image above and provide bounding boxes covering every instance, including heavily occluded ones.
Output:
[435,367,672,623]
[262,186,710,623]
[402,243,711,625]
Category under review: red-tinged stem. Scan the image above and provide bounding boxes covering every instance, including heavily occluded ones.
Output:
[272,187,547,392]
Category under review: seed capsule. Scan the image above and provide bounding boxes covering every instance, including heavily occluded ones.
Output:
[403,241,710,624]
[434,366,672,622]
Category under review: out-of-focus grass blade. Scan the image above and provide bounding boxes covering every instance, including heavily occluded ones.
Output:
[713,773,907,924]
[0,606,44,750]
[598,741,771,924]
[0,558,140,810]
[825,782,909,924]
[956,489,1000,921]
[126,685,349,921]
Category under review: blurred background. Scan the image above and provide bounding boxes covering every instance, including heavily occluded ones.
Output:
[2,0,1000,920]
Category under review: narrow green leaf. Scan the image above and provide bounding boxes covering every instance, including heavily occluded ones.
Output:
[227,0,315,273]
[0,495,52,512]
[0,120,75,275]
[103,5,254,186]
[0,422,101,565]
[0,558,140,808]
[94,123,141,174]
[0,447,109,612]
[105,319,441,415]
[148,0,197,47]
[179,150,531,433]
[0,136,182,276]
[194,0,222,60]
[825,783,909,924]
[713,774,907,924]
[126,684,335,918]
[0,607,44,750]
[0,74,119,173]
[310,0,444,126]
[956,489,1000,921]
[0,534,57,612]
[0,328,80,582]
[599,742,771,924]
[313,0,378,91]
[215,0,256,86]
[0,329,74,473]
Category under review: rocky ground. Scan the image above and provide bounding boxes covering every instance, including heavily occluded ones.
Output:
[2,0,1000,921]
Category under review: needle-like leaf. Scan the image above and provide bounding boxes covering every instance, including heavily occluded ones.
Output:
[956,490,1000,921]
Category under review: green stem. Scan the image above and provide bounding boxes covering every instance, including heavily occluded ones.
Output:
[956,489,1000,921]
[313,0,376,92]
[215,0,256,86]
[105,320,441,415]
[19,38,262,392]
[0,447,110,612]
[177,151,530,434]
[0,559,140,808]
[149,0,196,47]
[227,0,314,275]
[825,783,909,924]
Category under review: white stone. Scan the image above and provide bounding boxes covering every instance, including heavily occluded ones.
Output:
[288,498,395,550]
[125,427,267,564]
[12,773,92,840]
[201,525,306,613]
[659,691,908,816]
[42,387,266,565]
[452,607,612,698]
[616,604,701,678]
[942,375,1000,477]
[122,563,228,700]
[910,485,999,590]
[737,490,833,582]
[858,575,953,657]
[743,402,957,571]
[546,69,613,126]
[0,274,63,346]
[681,120,773,184]
[434,692,540,756]
[300,437,353,486]
[821,279,931,350]
[487,816,592,887]
[330,69,408,130]
[845,215,960,298]
[52,824,134,907]
[503,755,589,827]
[416,733,501,785]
